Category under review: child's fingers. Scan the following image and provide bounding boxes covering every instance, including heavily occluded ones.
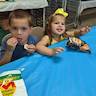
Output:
[24,44,35,50]
[27,44,36,50]
[24,44,36,53]
[58,47,64,51]
[27,48,36,53]
[24,44,28,50]
[81,26,90,32]
[87,26,90,31]
[85,26,90,31]
[7,37,18,47]
[54,47,64,54]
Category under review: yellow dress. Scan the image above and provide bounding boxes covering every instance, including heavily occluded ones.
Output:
[48,35,66,46]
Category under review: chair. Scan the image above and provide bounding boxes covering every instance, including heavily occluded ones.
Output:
[31,27,45,41]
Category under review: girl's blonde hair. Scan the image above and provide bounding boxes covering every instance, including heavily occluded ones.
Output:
[9,9,32,26]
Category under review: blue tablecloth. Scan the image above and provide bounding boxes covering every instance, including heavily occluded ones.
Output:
[0,26,96,96]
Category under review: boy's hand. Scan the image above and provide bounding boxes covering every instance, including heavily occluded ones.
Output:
[24,44,36,53]
[52,47,64,55]
[7,37,18,50]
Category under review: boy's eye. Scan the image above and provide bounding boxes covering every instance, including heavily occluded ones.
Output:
[21,27,28,31]
[11,26,29,32]
[12,27,17,30]
[11,27,18,32]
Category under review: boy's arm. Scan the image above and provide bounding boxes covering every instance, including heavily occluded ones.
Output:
[0,48,13,65]
[0,37,18,65]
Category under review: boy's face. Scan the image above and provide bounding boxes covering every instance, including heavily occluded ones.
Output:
[9,18,32,44]
[51,15,65,35]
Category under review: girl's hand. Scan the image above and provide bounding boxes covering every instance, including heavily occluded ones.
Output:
[24,44,36,53]
[52,47,64,55]
[80,26,90,35]
[7,37,18,50]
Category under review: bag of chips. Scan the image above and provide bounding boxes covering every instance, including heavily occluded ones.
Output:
[66,37,91,53]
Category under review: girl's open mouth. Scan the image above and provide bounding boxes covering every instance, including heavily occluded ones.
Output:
[57,29,63,32]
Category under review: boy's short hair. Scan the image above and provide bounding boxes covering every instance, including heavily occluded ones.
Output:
[9,9,32,26]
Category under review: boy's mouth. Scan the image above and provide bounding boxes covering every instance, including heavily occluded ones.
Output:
[17,38,22,42]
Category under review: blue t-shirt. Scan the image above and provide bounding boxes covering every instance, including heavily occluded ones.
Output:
[0,34,38,61]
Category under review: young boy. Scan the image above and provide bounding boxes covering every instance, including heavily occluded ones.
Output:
[0,10,38,65]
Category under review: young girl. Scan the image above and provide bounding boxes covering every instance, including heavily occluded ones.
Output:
[36,8,89,56]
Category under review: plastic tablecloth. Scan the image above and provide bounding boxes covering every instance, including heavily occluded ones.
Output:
[0,26,96,96]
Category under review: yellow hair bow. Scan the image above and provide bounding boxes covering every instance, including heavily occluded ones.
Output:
[54,8,68,17]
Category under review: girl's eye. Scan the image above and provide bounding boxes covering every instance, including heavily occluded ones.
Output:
[54,22,59,24]
[62,23,65,25]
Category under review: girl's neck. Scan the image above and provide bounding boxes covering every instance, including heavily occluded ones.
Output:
[51,33,61,41]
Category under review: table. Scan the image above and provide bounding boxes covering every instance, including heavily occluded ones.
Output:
[0,0,48,27]
[0,26,96,96]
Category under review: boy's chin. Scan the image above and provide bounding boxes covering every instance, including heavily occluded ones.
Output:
[18,41,25,45]
[17,39,24,44]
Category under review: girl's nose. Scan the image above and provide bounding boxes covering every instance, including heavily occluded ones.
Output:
[58,24,62,27]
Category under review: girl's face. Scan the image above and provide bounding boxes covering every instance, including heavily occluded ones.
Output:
[51,15,65,35]
[9,18,32,44]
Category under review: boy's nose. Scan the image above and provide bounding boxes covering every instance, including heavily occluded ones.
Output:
[17,29,22,34]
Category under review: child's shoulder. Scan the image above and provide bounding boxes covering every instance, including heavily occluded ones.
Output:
[41,35,50,40]
[2,34,12,43]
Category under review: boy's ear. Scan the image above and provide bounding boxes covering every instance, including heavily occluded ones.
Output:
[29,26,33,34]
[8,26,12,32]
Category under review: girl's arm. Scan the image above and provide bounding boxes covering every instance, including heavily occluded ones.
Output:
[66,26,89,37]
[36,35,64,56]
